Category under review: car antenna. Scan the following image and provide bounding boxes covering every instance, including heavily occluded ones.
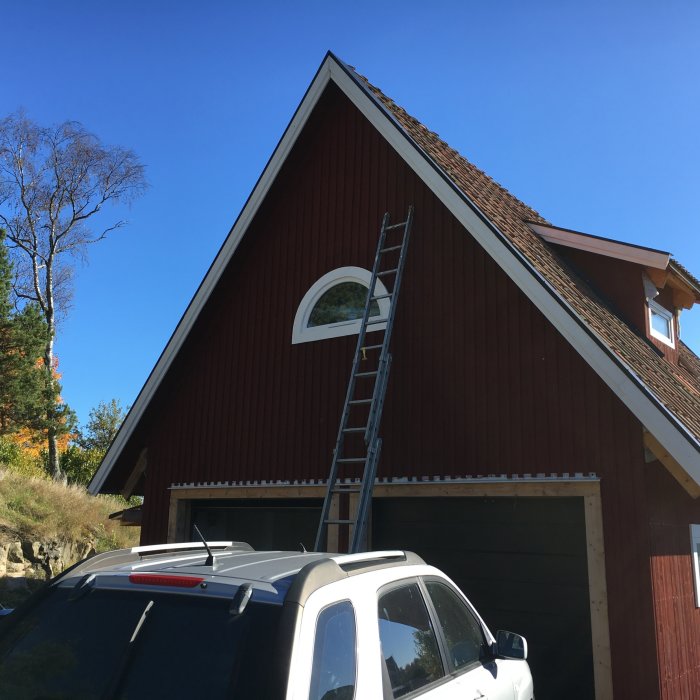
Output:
[193,524,216,567]
[299,542,307,553]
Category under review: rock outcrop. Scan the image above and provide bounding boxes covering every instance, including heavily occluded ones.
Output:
[0,538,96,593]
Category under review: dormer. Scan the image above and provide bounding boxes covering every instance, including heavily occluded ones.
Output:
[527,222,700,364]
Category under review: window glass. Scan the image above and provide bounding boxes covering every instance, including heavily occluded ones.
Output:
[309,601,356,700]
[0,586,283,698]
[308,282,380,327]
[378,583,443,698]
[649,301,674,345]
[650,308,671,338]
[425,581,488,670]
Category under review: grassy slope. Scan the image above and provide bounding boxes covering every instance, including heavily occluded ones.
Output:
[0,469,140,551]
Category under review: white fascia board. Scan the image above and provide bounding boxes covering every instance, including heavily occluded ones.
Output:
[527,222,670,269]
[89,59,337,494]
[328,59,700,487]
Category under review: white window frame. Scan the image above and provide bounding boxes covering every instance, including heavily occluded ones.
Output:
[648,299,675,348]
[691,525,700,608]
[292,266,390,344]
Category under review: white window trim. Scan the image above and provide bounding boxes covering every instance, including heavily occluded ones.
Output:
[691,525,700,608]
[292,266,390,344]
[648,299,675,348]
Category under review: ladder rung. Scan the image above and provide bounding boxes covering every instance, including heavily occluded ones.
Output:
[316,207,413,555]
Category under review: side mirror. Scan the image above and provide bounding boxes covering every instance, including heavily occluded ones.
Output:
[496,630,528,660]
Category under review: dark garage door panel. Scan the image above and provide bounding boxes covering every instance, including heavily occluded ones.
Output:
[190,498,322,551]
[372,496,594,700]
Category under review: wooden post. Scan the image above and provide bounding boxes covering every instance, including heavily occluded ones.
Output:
[584,492,613,700]
[167,492,191,544]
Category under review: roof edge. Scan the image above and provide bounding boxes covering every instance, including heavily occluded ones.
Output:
[91,52,700,496]
[527,221,670,269]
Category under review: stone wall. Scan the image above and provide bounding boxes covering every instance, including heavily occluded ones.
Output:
[0,538,96,596]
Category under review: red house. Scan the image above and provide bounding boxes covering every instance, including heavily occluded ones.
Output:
[91,53,700,699]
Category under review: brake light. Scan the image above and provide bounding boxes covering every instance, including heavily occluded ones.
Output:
[129,574,204,588]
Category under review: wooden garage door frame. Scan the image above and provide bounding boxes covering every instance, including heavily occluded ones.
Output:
[168,479,612,699]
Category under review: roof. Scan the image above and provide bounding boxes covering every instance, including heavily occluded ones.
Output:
[57,543,423,605]
[90,51,700,497]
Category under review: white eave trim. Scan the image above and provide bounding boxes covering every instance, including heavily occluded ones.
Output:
[527,222,670,269]
[90,52,700,496]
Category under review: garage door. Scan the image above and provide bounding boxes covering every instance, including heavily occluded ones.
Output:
[190,498,322,551]
[372,496,593,700]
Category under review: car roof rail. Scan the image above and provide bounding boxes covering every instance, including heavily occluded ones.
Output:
[285,550,425,606]
[132,541,250,555]
[331,550,424,569]
[53,541,255,582]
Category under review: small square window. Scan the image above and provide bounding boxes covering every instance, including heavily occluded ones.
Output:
[648,300,675,347]
[691,525,700,608]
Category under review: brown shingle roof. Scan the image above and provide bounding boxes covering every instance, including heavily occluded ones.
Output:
[354,69,700,445]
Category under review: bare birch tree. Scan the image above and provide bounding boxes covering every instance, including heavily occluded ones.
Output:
[0,112,146,479]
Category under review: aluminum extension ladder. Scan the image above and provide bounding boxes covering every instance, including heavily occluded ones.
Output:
[314,206,414,553]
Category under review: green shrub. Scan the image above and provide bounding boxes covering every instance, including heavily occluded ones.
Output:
[0,468,139,549]
[0,436,46,480]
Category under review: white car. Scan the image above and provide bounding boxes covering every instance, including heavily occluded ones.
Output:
[0,542,534,699]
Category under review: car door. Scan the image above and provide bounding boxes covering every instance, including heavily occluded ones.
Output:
[422,579,515,700]
[377,580,459,699]
[376,577,517,700]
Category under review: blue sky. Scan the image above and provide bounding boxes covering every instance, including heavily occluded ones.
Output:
[2,1,699,425]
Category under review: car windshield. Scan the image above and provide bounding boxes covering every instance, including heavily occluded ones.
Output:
[0,584,283,699]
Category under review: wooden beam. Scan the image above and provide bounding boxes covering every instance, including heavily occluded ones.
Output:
[373,480,598,498]
[169,484,327,501]
[121,449,147,499]
[327,494,340,552]
[167,479,599,502]
[667,270,700,309]
[643,430,700,498]
[584,492,613,700]
[646,267,669,290]
[167,494,191,544]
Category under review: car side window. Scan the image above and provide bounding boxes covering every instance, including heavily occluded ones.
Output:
[425,581,488,670]
[378,582,444,698]
[308,600,356,700]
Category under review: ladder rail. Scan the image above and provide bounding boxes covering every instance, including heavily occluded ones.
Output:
[315,207,413,553]
[366,206,413,445]
[314,213,391,552]
[350,438,382,553]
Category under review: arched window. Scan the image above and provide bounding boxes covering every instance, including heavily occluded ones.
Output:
[292,267,390,344]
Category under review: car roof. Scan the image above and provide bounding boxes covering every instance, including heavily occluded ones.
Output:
[56,542,427,605]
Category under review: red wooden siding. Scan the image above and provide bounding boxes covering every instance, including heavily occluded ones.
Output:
[104,82,700,697]
[647,461,700,698]
[553,246,647,335]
